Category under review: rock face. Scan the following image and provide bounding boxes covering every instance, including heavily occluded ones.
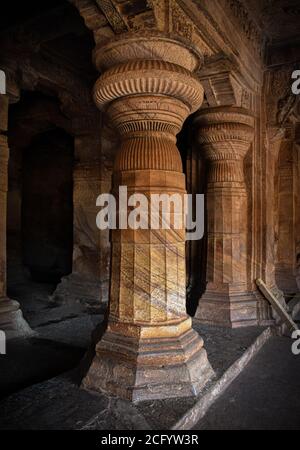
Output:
[81,36,215,400]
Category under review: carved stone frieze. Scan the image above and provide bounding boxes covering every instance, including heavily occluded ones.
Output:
[224,0,264,57]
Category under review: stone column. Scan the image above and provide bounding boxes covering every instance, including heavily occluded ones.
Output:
[52,116,115,309]
[276,136,299,295]
[195,107,257,327]
[53,156,110,307]
[0,90,32,339]
[257,129,284,324]
[82,37,214,401]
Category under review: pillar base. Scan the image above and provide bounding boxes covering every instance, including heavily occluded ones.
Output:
[82,318,214,402]
[195,291,258,328]
[52,273,108,309]
[255,289,275,326]
[276,267,299,297]
[0,298,33,340]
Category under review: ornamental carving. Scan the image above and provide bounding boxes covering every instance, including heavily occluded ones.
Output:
[225,0,263,56]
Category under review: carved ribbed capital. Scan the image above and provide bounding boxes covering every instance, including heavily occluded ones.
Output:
[94,60,203,114]
[94,36,202,73]
[194,107,255,161]
[194,107,254,183]
[93,37,204,173]
[0,135,9,193]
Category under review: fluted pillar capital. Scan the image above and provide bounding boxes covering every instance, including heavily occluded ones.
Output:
[194,107,254,184]
[93,36,204,136]
[194,107,255,160]
[93,35,202,73]
[93,36,204,176]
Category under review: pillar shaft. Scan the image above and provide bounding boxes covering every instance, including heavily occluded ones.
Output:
[82,37,214,401]
[52,156,110,307]
[0,134,9,298]
[0,92,32,339]
[195,107,257,327]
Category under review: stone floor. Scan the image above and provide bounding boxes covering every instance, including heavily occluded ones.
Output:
[7,278,104,328]
[193,336,300,430]
[0,311,269,429]
[1,279,298,430]
[0,314,101,400]
[1,279,103,400]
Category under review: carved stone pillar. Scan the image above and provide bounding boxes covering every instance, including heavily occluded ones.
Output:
[0,92,32,339]
[53,155,111,307]
[194,107,257,327]
[82,37,214,401]
[256,128,284,324]
[275,135,299,295]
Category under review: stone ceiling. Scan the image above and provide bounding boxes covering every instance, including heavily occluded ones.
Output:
[0,0,95,75]
[246,0,300,43]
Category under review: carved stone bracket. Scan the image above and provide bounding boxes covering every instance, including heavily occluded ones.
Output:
[198,58,256,113]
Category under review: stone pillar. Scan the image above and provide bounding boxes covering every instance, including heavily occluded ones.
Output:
[195,107,257,327]
[82,37,214,401]
[52,118,115,308]
[0,90,32,339]
[275,136,299,295]
[257,129,284,324]
[53,157,110,307]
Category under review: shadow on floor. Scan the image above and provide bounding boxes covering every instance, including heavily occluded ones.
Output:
[0,337,84,401]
